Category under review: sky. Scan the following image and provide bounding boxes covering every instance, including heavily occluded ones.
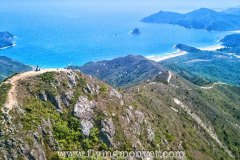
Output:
[1,0,240,14]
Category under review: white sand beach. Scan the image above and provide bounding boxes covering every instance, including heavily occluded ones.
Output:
[199,45,224,51]
[234,55,240,59]
[147,50,187,62]
[0,44,16,50]
[146,44,224,62]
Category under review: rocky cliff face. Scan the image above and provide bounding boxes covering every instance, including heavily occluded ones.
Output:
[0,70,239,159]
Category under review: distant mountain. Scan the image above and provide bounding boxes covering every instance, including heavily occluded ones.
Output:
[0,56,32,81]
[142,8,240,31]
[217,33,240,57]
[175,43,201,52]
[223,7,240,15]
[0,32,15,49]
[220,33,240,48]
[68,55,168,87]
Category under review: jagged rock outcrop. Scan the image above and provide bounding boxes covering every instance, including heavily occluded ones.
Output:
[74,96,96,136]
[100,118,115,146]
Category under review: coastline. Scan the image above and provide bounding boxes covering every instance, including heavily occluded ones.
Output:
[0,44,16,50]
[146,44,224,62]
[147,50,187,62]
[199,45,224,51]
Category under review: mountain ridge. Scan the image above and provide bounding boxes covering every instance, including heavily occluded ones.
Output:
[0,68,239,159]
[69,55,168,87]
[142,8,240,31]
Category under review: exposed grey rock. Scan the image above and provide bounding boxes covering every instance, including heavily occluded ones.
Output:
[30,145,46,160]
[129,105,133,110]
[40,118,59,151]
[55,79,61,87]
[33,132,39,141]
[83,84,100,95]
[67,72,77,88]
[121,115,130,127]
[178,141,183,150]
[74,96,96,136]
[46,93,63,112]
[126,108,134,119]
[135,110,145,124]
[121,107,136,127]
[19,144,26,153]
[86,84,93,94]
[61,96,69,107]
[81,119,94,136]
[0,129,4,137]
[74,96,95,120]
[131,139,143,151]
[96,85,100,94]
[132,122,141,136]
[0,150,8,160]
[62,90,74,107]
[55,95,62,112]
[109,88,122,99]
[147,125,155,141]
[29,149,38,160]
[39,91,47,101]
[162,139,168,145]
[100,118,115,147]
[65,90,74,100]
[120,100,124,106]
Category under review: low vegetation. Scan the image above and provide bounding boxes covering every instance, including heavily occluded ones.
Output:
[0,83,11,108]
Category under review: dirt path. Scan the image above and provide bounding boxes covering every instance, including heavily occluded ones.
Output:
[173,98,234,158]
[200,82,228,90]
[3,68,68,113]
[167,71,172,83]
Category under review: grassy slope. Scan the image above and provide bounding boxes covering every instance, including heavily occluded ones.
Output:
[160,48,240,86]
[130,74,240,159]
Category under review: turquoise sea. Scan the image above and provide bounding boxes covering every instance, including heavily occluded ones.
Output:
[0,1,230,68]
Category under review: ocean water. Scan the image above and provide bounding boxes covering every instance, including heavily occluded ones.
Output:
[0,1,230,68]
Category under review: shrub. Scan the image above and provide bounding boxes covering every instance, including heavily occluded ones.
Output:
[40,72,55,83]
[99,85,108,94]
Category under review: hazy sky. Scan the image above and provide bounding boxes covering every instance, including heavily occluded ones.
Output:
[75,0,240,12]
[0,0,240,20]
[2,0,240,13]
